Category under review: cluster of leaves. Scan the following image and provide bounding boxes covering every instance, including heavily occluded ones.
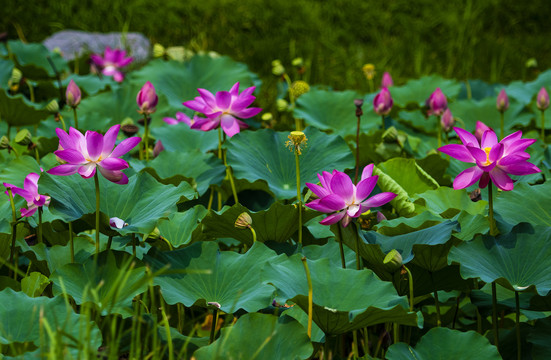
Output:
[0,39,551,360]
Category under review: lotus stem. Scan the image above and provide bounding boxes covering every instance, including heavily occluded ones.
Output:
[381,115,386,131]
[7,188,18,275]
[301,257,313,339]
[354,114,361,184]
[488,181,497,236]
[492,282,500,351]
[107,236,113,251]
[393,323,399,344]
[94,171,100,258]
[353,330,360,358]
[37,207,43,244]
[73,108,79,131]
[209,308,219,344]
[354,224,361,270]
[132,233,136,257]
[336,223,346,269]
[143,114,149,161]
[437,116,442,148]
[223,150,239,204]
[59,115,67,132]
[434,289,441,327]
[368,78,374,93]
[515,291,521,360]
[207,186,214,211]
[69,221,74,263]
[404,265,414,312]
[294,149,302,245]
[500,111,505,140]
[541,110,546,144]
[250,226,257,243]
[25,79,35,102]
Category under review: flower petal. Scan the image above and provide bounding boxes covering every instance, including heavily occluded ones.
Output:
[100,157,129,171]
[360,192,397,208]
[54,149,86,164]
[481,130,498,149]
[215,91,232,110]
[355,176,378,201]
[306,182,331,198]
[319,211,346,226]
[453,166,484,189]
[360,164,374,181]
[489,167,514,191]
[233,107,262,119]
[305,199,336,213]
[438,144,475,162]
[85,131,104,161]
[78,163,97,178]
[99,167,128,184]
[220,114,241,137]
[330,172,354,204]
[454,127,479,147]
[47,164,81,176]
[197,88,217,109]
[319,194,347,211]
[110,137,141,158]
[102,125,120,157]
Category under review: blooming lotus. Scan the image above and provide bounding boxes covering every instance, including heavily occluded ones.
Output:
[426,88,448,116]
[90,46,133,83]
[3,173,50,217]
[438,125,540,191]
[136,81,158,115]
[373,87,393,115]
[66,79,81,108]
[182,82,262,137]
[48,125,141,184]
[305,165,397,227]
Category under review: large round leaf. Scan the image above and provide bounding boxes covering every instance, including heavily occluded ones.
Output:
[157,205,208,248]
[193,313,313,360]
[129,56,260,109]
[8,40,69,79]
[494,181,551,227]
[448,225,551,294]
[39,171,195,236]
[50,250,149,317]
[376,158,439,197]
[0,288,101,350]
[226,127,354,199]
[263,256,422,335]
[151,123,218,153]
[146,241,282,314]
[0,89,50,126]
[504,69,551,105]
[391,75,462,107]
[293,89,379,137]
[386,327,500,360]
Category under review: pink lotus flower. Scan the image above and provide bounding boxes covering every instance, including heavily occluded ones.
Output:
[537,87,550,110]
[66,79,81,108]
[90,47,133,83]
[182,82,262,137]
[163,112,204,126]
[438,125,540,191]
[496,89,509,112]
[440,108,454,132]
[373,87,393,115]
[426,88,448,116]
[3,173,50,217]
[381,72,394,88]
[48,125,141,184]
[305,165,397,227]
[136,81,158,115]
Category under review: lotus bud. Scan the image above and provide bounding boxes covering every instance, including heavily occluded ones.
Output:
[496,89,509,113]
[285,131,308,155]
[137,81,159,115]
[45,99,60,113]
[537,87,549,111]
[8,68,22,92]
[109,217,128,229]
[66,79,81,108]
[276,98,289,112]
[381,72,394,88]
[272,59,285,76]
[383,249,403,272]
[15,129,32,146]
[148,227,161,240]
[0,136,10,149]
[261,113,273,122]
[292,57,304,68]
[354,99,364,117]
[474,121,492,143]
[290,80,310,99]
[427,88,448,116]
[153,140,164,158]
[382,126,398,143]
[153,43,166,58]
[362,64,375,80]
[373,87,393,115]
[235,212,253,229]
[440,108,454,133]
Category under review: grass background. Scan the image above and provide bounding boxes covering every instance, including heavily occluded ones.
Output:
[3,0,551,91]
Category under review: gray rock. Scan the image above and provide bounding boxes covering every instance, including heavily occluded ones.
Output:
[43,30,150,62]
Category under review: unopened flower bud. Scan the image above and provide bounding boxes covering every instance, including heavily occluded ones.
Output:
[362,64,375,80]
[45,99,60,113]
[537,87,549,111]
[276,98,289,112]
[137,81,158,115]
[290,80,310,99]
[148,227,161,240]
[66,79,81,108]
[373,87,393,115]
[153,43,166,58]
[474,121,492,143]
[110,217,128,229]
[0,136,10,149]
[272,59,285,76]
[381,72,393,88]
[426,88,448,116]
[285,131,308,155]
[496,89,509,113]
[153,140,164,158]
[383,249,403,271]
[15,129,32,146]
[235,212,253,229]
[440,108,454,133]
[8,68,22,92]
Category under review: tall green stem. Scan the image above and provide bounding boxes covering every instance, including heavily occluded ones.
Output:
[301,257,313,339]
[404,266,414,312]
[488,181,497,236]
[437,116,442,148]
[434,289,441,327]
[7,188,18,274]
[37,207,43,244]
[223,150,239,204]
[209,308,218,344]
[541,110,546,144]
[515,291,521,360]
[354,224,361,270]
[73,108,79,131]
[336,223,346,269]
[94,171,100,258]
[69,222,74,263]
[143,115,149,161]
[295,149,302,245]
[492,282,500,351]
[381,115,385,131]
[354,114,361,184]
[500,111,505,140]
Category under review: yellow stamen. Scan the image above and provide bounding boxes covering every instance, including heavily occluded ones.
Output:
[483,147,492,166]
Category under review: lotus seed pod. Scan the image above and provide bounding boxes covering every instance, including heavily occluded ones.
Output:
[153,43,166,58]
[276,98,289,112]
[15,129,32,146]
[286,131,308,155]
[0,136,10,149]
[290,80,310,99]
[383,249,403,272]
[45,99,60,113]
[235,212,253,229]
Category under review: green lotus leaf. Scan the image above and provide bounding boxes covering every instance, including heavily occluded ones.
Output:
[375,211,444,236]
[293,89,379,137]
[226,127,354,199]
[61,74,115,96]
[449,97,531,133]
[0,288,101,350]
[21,272,50,297]
[376,158,440,197]
[386,327,500,360]
[157,205,208,248]
[146,241,282,313]
[302,239,356,269]
[134,150,226,196]
[39,172,195,236]
[397,110,439,136]
[281,305,326,343]
[448,225,551,294]
[193,313,313,360]
[494,181,551,227]
[0,89,50,126]
[416,153,452,186]
[200,202,319,245]
[8,40,69,78]
[129,56,260,109]
[413,187,487,218]
[527,317,551,360]
[50,250,149,317]
[0,155,42,186]
[372,165,416,217]
[151,123,218,153]
[0,58,13,90]
[391,75,462,107]
[504,69,551,105]
[263,255,421,335]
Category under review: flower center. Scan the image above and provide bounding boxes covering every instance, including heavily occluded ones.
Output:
[483,147,492,166]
